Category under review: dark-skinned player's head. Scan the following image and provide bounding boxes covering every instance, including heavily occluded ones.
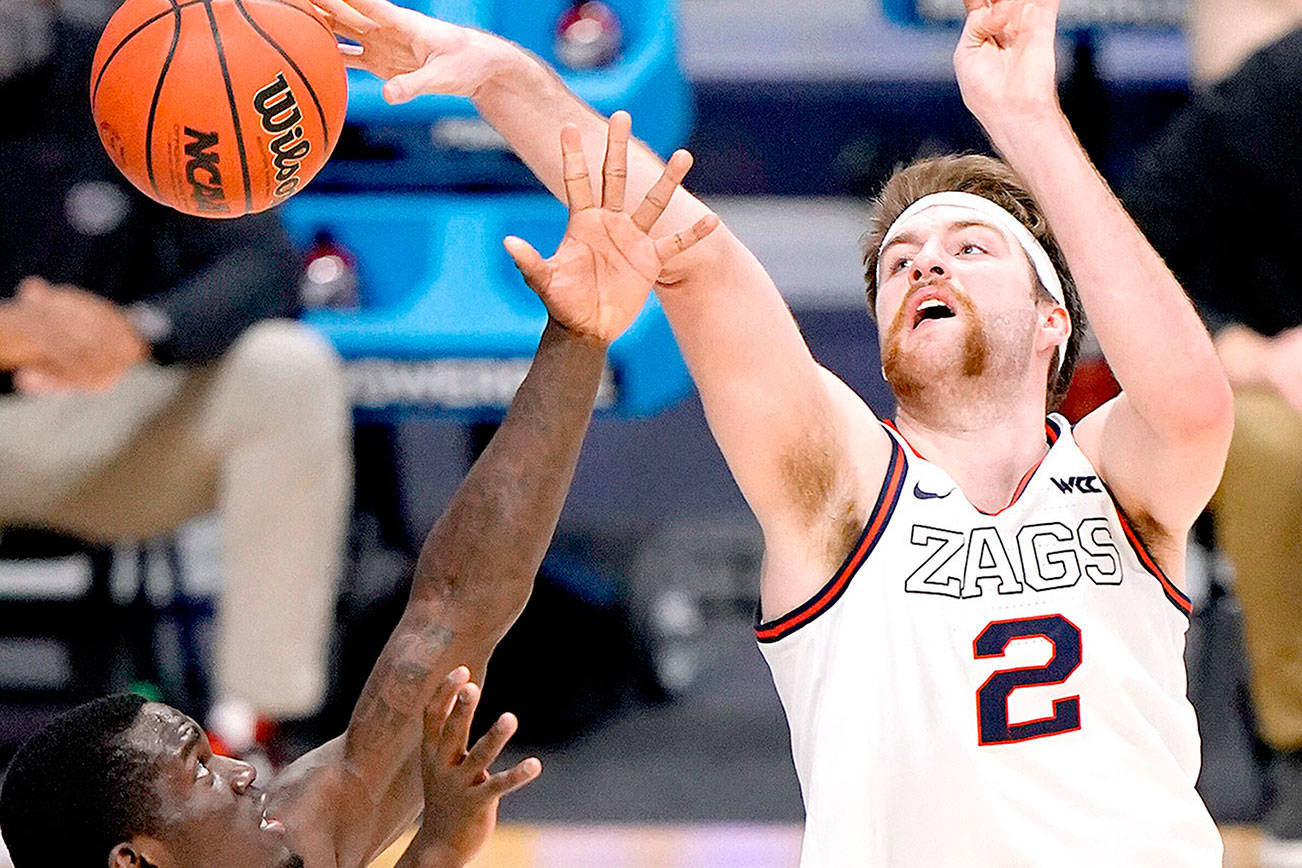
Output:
[0,695,303,868]
[861,154,1085,411]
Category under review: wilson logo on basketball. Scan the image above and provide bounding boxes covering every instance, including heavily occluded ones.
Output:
[253,73,312,199]
[182,127,229,214]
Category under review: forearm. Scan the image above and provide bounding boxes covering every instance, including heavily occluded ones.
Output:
[476,54,866,528]
[993,112,1232,435]
[472,46,711,248]
[337,320,604,846]
[410,318,604,627]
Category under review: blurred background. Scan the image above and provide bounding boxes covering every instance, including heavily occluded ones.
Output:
[1,0,1300,864]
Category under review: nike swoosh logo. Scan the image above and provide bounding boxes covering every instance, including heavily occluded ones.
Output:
[913,482,953,500]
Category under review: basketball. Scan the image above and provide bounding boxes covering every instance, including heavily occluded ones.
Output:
[89,0,348,218]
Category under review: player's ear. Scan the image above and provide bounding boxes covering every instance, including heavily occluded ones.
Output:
[108,837,172,868]
[1038,304,1071,353]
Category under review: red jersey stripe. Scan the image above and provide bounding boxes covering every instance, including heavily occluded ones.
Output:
[1115,511,1192,616]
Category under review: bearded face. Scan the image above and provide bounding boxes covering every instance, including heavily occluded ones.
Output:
[874,206,1050,405]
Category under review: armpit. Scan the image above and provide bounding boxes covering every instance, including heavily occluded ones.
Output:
[1121,504,1183,578]
[777,443,864,571]
[779,440,838,520]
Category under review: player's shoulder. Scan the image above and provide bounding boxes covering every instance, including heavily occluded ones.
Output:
[267,738,357,863]
[758,372,900,620]
[814,367,897,528]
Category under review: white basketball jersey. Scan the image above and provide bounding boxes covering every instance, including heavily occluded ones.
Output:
[757,416,1221,867]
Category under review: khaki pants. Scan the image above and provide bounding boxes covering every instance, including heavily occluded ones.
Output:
[0,320,351,719]
[1212,390,1302,751]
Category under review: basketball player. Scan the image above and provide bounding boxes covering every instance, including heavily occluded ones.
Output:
[323,0,1234,862]
[0,122,717,868]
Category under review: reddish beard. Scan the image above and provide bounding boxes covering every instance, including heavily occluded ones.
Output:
[881,286,990,400]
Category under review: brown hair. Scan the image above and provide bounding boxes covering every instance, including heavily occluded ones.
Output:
[861,154,1084,409]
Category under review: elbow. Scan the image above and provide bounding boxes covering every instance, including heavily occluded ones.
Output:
[1162,365,1235,453]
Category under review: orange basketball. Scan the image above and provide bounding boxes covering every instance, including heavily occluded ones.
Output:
[90,0,348,218]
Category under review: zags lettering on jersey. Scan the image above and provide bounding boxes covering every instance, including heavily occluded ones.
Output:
[904,520,1122,599]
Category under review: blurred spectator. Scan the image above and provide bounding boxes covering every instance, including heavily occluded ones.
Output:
[1124,22,1302,865]
[0,0,351,760]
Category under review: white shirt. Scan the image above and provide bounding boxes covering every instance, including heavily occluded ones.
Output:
[758,416,1221,867]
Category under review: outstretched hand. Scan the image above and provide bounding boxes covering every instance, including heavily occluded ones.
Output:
[398,670,539,868]
[954,0,1062,139]
[313,0,513,104]
[503,111,718,345]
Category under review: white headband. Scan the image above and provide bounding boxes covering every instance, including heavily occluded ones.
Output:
[877,191,1067,371]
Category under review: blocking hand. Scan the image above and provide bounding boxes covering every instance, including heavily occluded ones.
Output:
[503,111,718,345]
[954,0,1062,138]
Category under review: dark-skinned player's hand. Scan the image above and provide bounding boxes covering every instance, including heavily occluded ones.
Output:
[502,110,718,346]
[395,669,539,868]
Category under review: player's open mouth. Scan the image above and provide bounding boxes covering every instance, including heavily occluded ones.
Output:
[913,298,956,328]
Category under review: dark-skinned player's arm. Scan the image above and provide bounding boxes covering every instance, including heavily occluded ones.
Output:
[313,0,892,620]
[269,119,717,868]
[954,0,1233,571]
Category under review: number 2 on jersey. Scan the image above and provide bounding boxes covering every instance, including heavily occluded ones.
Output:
[973,614,1082,745]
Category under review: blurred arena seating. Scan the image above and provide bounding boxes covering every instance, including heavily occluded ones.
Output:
[286,0,694,422]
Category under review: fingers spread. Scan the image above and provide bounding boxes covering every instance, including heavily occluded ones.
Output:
[464,713,519,778]
[654,212,719,263]
[419,667,469,765]
[560,124,596,212]
[631,149,693,232]
[429,667,470,727]
[483,757,542,799]
[601,110,631,212]
[503,235,551,296]
[437,682,480,767]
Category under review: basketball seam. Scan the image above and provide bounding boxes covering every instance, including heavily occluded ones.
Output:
[232,0,332,144]
[201,0,255,213]
[91,0,204,107]
[144,0,184,198]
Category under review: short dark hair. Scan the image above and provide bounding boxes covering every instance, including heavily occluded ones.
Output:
[0,694,162,867]
[861,154,1085,410]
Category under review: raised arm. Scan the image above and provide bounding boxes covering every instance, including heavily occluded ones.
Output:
[318,0,893,614]
[275,120,715,867]
[954,0,1233,546]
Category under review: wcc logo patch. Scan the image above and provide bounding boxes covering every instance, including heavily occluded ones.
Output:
[1051,475,1102,494]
